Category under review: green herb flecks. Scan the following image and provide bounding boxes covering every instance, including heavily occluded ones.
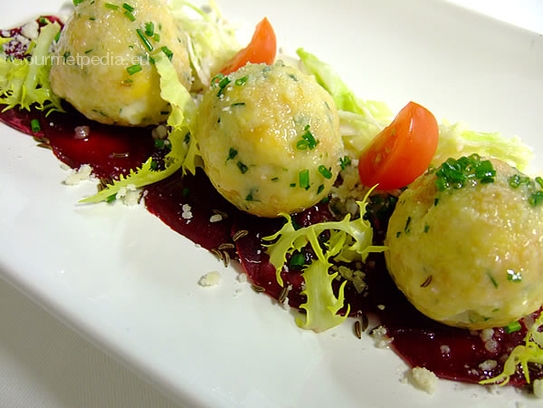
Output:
[126,64,142,75]
[237,161,248,174]
[104,3,119,10]
[340,155,351,171]
[136,28,153,52]
[296,125,318,150]
[318,165,332,179]
[508,174,543,207]
[30,119,41,133]
[227,148,238,162]
[299,169,310,190]
[434,154,496,191]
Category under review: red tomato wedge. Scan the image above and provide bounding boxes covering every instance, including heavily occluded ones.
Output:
[358,101,439,190]
[219,17,277,75]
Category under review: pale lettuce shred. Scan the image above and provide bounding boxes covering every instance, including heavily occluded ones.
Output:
[296,48,534,172]
[264,194,386,332]
[167,0,240,89]
[0,22,63,113]
[480,312,543,386]
[296,48,392,155]
[80,52,199,203]
[434,120,534,172]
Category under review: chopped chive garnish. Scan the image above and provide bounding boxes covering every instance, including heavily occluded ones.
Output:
[211,73,225,85]
[488,272,499,289]
[126,63,142,75]
[30,119,41,133]
[299,169,310,190]
[73,0,85,5]
[317,184,324,195]
[296,126,318,150]
[153,33,161,42]
[434,154,495,191]
[136,28,153,51]
[216,76,231,97]
[145,22,155,37]
[104,3,119,10]
[122,2,134,11]
[235,76,248,86]
[124,11,136,22]
[318,165,332,179]
[504,321,522,334]
[84,49,93,54]
[529,191,543,207]
[161,46,173,60]
[237,161,248,174]
[340,155,351,170]
[227,148,238,161]
[230,102,246,107]
[289,252,305,268]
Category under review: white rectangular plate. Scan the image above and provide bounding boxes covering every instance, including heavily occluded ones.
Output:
[1,1,542,406]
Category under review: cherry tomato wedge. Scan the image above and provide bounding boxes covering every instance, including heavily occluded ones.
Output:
[219,17,276,76]
[358,101,439,190]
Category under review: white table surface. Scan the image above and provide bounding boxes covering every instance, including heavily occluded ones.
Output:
[0,1,542,408]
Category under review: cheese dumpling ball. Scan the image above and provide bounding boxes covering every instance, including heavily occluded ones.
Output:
[50,0,192,126]
[195,62,342,218]
[385,155,543,330]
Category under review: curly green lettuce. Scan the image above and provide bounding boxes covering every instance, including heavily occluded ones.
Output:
[0,22,63,113]
[80,51,199,203]
[263,194,386,332]
[480,312,543,386]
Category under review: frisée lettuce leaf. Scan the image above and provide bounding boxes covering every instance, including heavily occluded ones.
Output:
[0,22,64,113]
[80,51,199,204]
[263,192,386,332]
[480,311,543,386]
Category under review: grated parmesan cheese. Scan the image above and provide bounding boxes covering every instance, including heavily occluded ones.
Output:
[198,271,221,287]
[410,366,438,394]
[63,163,93,185]
[116,184,140,206]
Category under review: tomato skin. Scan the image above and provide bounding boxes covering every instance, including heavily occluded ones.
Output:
[357,101,439,190]
[219,17,276,76]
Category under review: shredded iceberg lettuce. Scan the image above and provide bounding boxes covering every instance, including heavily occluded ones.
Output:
[167,0,240,90]
[0,22,64,113]
[296,48,392,155]
[80,51,199,204]
[296,49,535,172]
[434,120,534,172]
[480,312,543,386]
[263,193,386,332]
